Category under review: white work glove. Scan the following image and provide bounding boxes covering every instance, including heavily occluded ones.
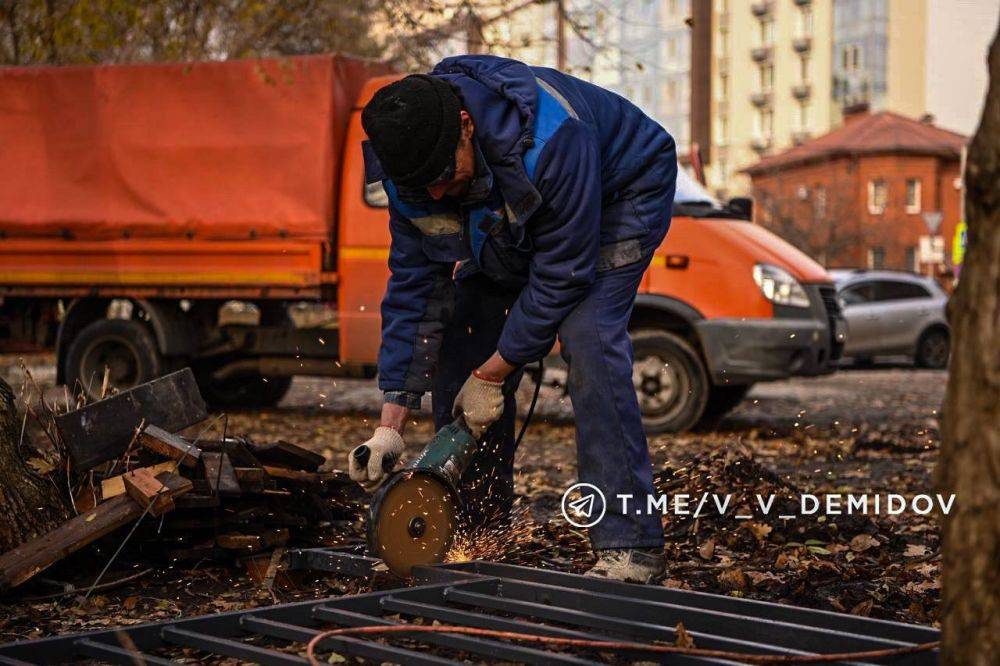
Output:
[348,426,404,492]
[453,371,505,439]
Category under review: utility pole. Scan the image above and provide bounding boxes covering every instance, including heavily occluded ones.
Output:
[556,0,567,70]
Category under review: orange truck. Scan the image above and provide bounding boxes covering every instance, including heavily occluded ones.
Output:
[0,55,845,432]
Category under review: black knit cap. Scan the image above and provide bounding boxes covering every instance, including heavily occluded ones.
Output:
[361,74,463,188]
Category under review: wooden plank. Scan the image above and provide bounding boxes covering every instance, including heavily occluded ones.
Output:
[54,369,207,471]
[156,471,194,498]
[0,496,142,589]
[233,466,274,493]
[123,468,174,517]
[262,466,341,484]
[201,452,241,497]
[249,440,324,471]
[101,461,178,499]
[217,528,289,552]
[138,425,201,467]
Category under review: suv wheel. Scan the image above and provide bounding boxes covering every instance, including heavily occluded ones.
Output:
[915,328,949,369]
[65,319,162,402]
[630,329,709,433]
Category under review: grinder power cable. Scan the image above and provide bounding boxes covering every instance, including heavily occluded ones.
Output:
[361,361,544,577]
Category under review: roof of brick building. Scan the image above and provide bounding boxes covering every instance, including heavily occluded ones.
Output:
[744,111,967,175]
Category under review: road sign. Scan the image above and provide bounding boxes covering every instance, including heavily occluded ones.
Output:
[918,235,945,264]
[922,211,943,234]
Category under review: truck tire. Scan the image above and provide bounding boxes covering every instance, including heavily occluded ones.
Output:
[915,327,950,369]
[65,319,162,402]
[696,384,753,429]
[199,373,293,409]
[631,329,709,433]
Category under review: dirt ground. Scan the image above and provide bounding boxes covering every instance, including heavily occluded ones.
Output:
[0,354,946,644]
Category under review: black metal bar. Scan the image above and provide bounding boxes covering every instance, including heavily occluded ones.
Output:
[160,626,306,665]
[286,548,379,577]
[240,616,458,666]
[443,587,812,661]
[435,562,939,644]
[494,578,917,654]
[73,638,177,665]
[314,604,602,666]
[377,597,734,666]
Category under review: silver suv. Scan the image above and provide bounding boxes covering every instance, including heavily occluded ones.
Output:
[830,270,950,369]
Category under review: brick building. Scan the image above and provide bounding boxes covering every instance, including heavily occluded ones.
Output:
[744,107,965,271]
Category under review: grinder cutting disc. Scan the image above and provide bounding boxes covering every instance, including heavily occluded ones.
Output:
[368,471,457,577]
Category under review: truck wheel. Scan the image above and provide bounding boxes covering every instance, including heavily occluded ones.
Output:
[696,384,753,429]
[65,319,162,402]
[631,329,709,433]
[200,373,293,409]
[915,328,950,369]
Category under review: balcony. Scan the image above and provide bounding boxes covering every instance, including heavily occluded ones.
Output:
[750,46,773,63]
[792,36,812,53]
[750,91,772,108]
[751,1,773,17]
[751,136,773,153]
[792,130,812,145]
[792,83,812,100]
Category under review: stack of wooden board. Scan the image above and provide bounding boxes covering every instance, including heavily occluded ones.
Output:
[0,369,362,590]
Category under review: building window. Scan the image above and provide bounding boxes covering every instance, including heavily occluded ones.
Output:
[800,56,810,82]
[905,178,922,214]
[867,246,886,269]
[868,178,887,215]
[717,115,729,143]
[760,19,774,46]
[759,64,774,91]
[905,246,918,271]
[799,103,810,129]
[799,7,813,36]
[814,186,827,219]
[718,73,728,100]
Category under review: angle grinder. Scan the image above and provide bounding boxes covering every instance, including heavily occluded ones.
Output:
[362,418,479,577]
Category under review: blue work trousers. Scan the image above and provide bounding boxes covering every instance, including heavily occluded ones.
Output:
[431,216,669,550]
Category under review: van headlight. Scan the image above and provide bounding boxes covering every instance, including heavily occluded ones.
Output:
[752,263,810,308]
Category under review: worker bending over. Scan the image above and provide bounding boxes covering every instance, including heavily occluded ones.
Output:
[349,55,677,583]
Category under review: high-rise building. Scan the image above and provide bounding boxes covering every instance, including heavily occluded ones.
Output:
[706,0,997,198]
[482,1,695,154]
[707,0,835,198]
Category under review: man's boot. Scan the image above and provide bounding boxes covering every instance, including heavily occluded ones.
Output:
[584,547,666,584]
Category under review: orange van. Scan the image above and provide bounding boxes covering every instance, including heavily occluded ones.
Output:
[0,57,845,432]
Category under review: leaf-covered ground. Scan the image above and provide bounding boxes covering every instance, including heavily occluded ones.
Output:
[0,355,945,644]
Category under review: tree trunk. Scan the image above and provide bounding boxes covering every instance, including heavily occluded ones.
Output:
[0,377,69,552]
[937,21,1000,666]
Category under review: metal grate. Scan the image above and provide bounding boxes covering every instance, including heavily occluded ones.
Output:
[0,550,939,665]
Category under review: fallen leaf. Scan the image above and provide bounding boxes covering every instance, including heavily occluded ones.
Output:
[850,534,880,553]
[121,596,139,611]
[850,599,874,617]
[698,538,715,560]
[718,568,747,592]
[674,622,696,648]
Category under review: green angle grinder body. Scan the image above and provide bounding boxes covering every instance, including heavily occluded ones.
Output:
[367,419,478,577]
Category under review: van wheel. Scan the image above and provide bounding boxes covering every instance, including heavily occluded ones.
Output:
[631,329,709,433]
[200,373,293,409]
[696,384,753,429]
[65,319,162,402]
[915,328,949,369]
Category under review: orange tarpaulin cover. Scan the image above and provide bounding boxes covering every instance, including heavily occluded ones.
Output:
[0,55,388,242]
